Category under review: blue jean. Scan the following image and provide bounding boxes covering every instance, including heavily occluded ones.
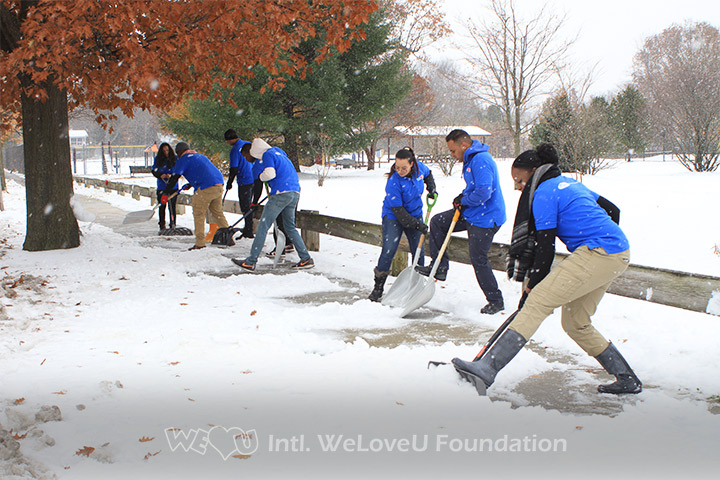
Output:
[245,191,310,264]
[376,216,425,272]
[428,209,503,304]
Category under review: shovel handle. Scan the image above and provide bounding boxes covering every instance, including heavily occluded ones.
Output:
[427,208,461,279]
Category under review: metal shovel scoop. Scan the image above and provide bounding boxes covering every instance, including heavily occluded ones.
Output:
[398,208,461,317]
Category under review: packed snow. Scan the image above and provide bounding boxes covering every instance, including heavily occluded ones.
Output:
[1,157,719,479]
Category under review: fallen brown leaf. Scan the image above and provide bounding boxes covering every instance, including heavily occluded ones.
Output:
[75,446,95,457]
[139,436,155,443]
[250,310,257,316]
[143,450,161,460]
[111,288,120,292]
[14,398,25,405]
[232,454,252,460]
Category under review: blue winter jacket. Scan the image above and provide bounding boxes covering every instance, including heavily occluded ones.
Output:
[381,161,431,220]
[152,155,175,192]
[459,140,506,228]
[171,152,224,191]
[256,147,300,194]
[229,139,254,186]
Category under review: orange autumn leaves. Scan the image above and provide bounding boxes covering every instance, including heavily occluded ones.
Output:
[0,0,378,130]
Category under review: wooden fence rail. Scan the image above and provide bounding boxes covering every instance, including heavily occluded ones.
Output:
[74,176,720,315]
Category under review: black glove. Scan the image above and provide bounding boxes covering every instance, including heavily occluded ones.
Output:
[518,291,529,310]
[453,193,463,210]
[226,181,233,191]
[506,255,516,280]
[418,222,429,235]
[427,189,438,200]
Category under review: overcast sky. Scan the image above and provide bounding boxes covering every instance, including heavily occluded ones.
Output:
[439,0,720,97]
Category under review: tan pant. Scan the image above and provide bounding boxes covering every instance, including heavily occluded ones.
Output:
[192,185,228,246]
[510,246,630,357]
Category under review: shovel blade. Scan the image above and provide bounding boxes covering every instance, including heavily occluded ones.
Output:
[381,267,423,307]
[122,209,155,224]
[274,222,286,267]
[399,279,435,317]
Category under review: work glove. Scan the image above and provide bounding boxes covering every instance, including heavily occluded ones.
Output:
[417,222,429,236]
[226,181,233,191]
[160,194,169,205]
[506,255,516,280]
[452,193,464,210]
[427,190,438,201]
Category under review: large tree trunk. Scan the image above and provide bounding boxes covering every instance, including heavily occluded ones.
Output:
[20,74,79,251]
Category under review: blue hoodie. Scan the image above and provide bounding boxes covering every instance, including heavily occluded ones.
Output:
[171,152,224,191]
[381,161,431,220]
[256,147,300,194]
[459,140,506,228]
[152,155,175,192]
[229,139,254,186]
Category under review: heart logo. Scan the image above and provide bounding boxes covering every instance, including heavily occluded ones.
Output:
[207,426,246,460]
[234,429,258,456]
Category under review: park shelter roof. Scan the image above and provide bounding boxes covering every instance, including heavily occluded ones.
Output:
[394,125,491,137]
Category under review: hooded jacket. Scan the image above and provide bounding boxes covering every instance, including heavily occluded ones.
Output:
[459,140,506,228]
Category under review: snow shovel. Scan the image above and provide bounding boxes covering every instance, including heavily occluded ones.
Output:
[272,218,286,268]
[211,195,268,245]
[398,208,461,317]
[122,185,188,224]
[382,193,438,307]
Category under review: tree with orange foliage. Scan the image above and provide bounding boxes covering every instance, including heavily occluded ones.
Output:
[0,0,376,251]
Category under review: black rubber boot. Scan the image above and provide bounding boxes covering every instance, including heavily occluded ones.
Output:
[594,342,642,394]
[452,329,527,393]
[368,268,389,302]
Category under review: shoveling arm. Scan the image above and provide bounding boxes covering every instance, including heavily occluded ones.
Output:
[391,207,429,234]
[424,171,437,199]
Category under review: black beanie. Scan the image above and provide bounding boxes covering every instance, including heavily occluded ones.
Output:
[224,129,238,141]
[512,150,539,169]
[175,142,190,156]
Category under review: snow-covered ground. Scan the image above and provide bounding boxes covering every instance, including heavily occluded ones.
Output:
[1,157,719,480]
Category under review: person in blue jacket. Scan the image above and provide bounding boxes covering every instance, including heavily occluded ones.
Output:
[161,142,233,250]
[368,147,437,302]
[151,142,178,233]
[452,143,641,395]
[416,129,506,315]
[224,129,261,238]
[231,138,314,271]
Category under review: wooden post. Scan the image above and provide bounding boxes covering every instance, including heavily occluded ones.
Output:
[300,210,320,251]
[390,250,408,276]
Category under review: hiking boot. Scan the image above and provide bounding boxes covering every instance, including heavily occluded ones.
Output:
[368,268,389,302]
[293,258,315,269]
[481,302,505,315]
[188,245,205,251]
[415,264,448,281]
[595,342,642,394]
[232,258,256,272]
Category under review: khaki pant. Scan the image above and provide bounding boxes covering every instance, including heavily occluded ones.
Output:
[510,246,630,357]
[192,185,228,246]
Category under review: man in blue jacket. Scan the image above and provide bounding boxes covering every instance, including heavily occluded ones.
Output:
[416,129,506,314]
[162,142,232,250]
[231,138,314,271]
[224,129,260,238]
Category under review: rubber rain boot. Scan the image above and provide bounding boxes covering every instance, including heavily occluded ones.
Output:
[452,329,527,395]
[594,342,642,394]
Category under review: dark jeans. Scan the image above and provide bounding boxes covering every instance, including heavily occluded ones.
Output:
[428,209,503,304]
[376,216,426,272]
[156,190,177,228]
[237,183,255,236]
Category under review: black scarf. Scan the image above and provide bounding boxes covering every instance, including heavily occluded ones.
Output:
[506,164,561,282]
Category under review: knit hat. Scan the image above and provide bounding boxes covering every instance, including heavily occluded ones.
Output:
[250,138,271,159]
[175,142,190,156]
[224,129,239,141]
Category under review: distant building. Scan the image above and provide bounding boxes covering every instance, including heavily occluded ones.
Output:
[69,129,88,147]
[380,125,492,161]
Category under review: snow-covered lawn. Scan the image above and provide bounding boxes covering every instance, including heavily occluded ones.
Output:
[1,158,719,479]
